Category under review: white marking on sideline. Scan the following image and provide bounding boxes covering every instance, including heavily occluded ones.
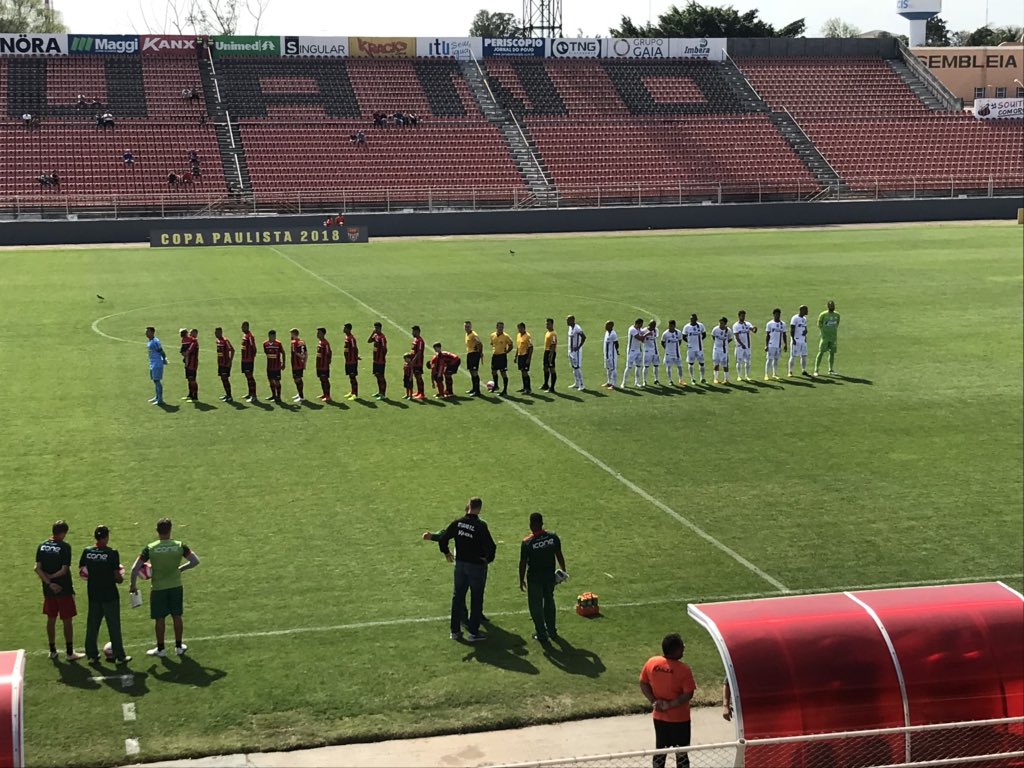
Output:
[124,738,140,756]
[270,246,789,592]
[122,702,136,722]
[29,573,1021,656]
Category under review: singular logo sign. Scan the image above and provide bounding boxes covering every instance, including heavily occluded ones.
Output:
[283,36,347,56]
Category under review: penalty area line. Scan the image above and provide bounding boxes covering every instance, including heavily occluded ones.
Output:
[270,246,790,593]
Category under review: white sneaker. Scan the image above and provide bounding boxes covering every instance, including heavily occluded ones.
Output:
[66,651,85,661]
[146,647,166,657]
[566,384,577,389]
[48,651,58,659]
[175,644,188,656]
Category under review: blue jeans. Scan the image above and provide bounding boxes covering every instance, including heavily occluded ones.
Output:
[451,561,487,635]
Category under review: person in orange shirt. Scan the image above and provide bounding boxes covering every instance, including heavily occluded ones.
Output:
[639,633,696,768]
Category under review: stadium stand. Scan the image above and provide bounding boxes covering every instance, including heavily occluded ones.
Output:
[215,57,527,206]
[1,56,224,209]
[482,58,818,203]
[737,56,1024,192]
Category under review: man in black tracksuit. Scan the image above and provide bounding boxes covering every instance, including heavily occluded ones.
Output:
[422,496,496,642]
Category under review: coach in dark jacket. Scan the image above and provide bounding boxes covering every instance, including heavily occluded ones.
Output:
[422,496,496,642]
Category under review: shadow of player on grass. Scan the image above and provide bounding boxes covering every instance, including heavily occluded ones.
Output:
[150,654,227,687]
[461,621,539,675]
[542,635,606,679]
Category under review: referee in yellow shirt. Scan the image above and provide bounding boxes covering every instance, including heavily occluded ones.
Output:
[514,322,534,395]
[541,318,558,392]
[489,321,514,396]
[464,320,484,397]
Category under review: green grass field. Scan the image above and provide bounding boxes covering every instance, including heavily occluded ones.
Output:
[1,223,1021,767]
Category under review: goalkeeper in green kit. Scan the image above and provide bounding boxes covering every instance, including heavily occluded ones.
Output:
[813,300,841,377]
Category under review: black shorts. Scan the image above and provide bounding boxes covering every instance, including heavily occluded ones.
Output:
[184,369,197,380]
[491,353,507,372]
[446,362,461,375]
[544,350,556,369]
[267,370,281,381]
[317,368,330,378]
[466,352,481,372]
[218,365,231,376]
[517,356,531,371]
[412,366,424,376]
[241,361,254,373]
[292,369,304,379]
[372,363,385,376]
[345,363,358,376]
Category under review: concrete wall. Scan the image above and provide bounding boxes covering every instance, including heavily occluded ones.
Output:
[0,198,1017,246]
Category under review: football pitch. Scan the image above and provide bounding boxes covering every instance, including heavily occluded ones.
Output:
[1,222,1021,767]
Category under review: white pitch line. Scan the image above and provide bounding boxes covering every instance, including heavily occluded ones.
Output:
[125,738,140,756]
[29,573,1021,656]
[271,246,789,593]
[122,702,137,722]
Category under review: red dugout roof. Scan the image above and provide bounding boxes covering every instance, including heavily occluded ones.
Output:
[688,582,1023,764]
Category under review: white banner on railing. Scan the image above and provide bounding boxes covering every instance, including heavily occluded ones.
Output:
[416,37,482,60]
[0,33,67,56]
[281,36,348,57]
[668,38,726,60]
[548,38,601,58]
[602,38,669,59]
[973,97,1023,119]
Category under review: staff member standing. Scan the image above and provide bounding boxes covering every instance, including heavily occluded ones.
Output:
[130,517,200,658]
[79,525,130,664]
[421,497,496,642]
[640,633,696,768]
[464,321,484,397]
[518,512,566,644]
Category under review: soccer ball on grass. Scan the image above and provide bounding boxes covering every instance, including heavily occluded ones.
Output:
[102,642,114,660]
[485,380,496,392]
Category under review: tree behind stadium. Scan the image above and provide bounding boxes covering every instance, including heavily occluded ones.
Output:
[0,0,67,33]
[610,1,805,39]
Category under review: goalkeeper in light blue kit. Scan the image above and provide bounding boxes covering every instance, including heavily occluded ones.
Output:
[145,326,168,405]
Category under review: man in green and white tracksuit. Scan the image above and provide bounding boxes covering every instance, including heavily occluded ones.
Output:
[814,300,841,376]
[519,512,566,644]
[130,517,200,658]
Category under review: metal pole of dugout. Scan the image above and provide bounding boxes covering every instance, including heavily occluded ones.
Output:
[913,178,916,199]
[950,177,954,198]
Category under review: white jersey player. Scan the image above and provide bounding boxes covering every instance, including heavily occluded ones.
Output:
[788,304,809,377]
[641,320,660,386]
[682,313,707,385]
[764,307,788,381]
[710,317,733,384]
[732,310,757,382]
[566,314,586,391]
[620,318,644,388]
[661,320,684,385]
[602,321,619,389]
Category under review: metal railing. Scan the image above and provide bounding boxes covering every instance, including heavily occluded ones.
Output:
[490,716,1024,768]
[0,176,1019,220]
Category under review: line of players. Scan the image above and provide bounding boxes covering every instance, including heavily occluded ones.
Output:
[611,306,816,389]
[144,305,834,405]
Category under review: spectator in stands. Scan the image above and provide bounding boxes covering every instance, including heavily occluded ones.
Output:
[97,113,114,129]
[190,162,202,179]
[122,149,134,167]
[409,113,419,126]
[393,111,405,126]
[91,99,102,110]
[372,111,385,127]
[50,170,59,186]
[187,150,199,165]
[37,173,53,187]
[167,172,178,185]
[181,170,194,185]
[181,88,192,100]
[76,95,87,109]
[22,113,33,126]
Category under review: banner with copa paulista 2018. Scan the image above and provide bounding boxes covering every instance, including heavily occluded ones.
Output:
[150,225,369,248]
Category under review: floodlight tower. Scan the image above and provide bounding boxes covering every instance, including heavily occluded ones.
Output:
[897,0,941,47]
[523,0,562,38]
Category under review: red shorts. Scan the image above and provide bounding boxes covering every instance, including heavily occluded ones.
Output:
[42,595,77,619]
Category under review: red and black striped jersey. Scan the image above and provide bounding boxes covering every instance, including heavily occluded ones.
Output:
[410,336,425,367]
[181,336,198,370]
[316,339,332,369]
[290,338,307,370]
[215,337,234,367]
[343,333,359,365]
[263,339,285,371]
[240,331,257,363]
[369,331,387,365]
